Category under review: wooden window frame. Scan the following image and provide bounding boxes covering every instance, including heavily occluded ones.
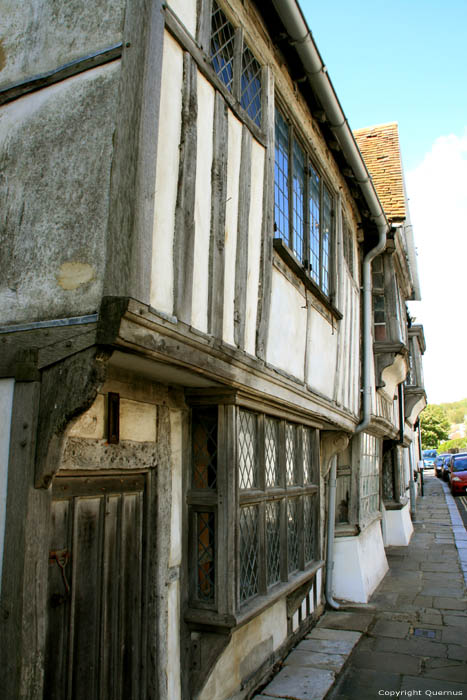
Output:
[274,103,337,306]
[198,0,264,132]
[185,393,323,632]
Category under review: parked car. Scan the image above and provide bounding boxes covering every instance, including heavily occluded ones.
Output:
[422,449,438,470]
[442,454,455,482]
[434,454,450,478]
[449,453,467,496]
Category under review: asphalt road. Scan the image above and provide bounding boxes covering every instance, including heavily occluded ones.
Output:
[454,492,467,529]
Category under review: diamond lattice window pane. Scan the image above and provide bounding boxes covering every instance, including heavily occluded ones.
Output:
[287,499,299,573]
[265,417,279,487]
[192,407,218,490]
[266,501,281,586]
[240,45,262,126]
[240,505,259,602]
[303,427,313,483]
[286,423,297,485]
[304,496,315,564]
[238,410,257,490]
[210,1,235,92]
[197,512,215,602]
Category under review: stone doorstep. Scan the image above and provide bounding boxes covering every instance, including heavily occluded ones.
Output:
[256,627,362,700]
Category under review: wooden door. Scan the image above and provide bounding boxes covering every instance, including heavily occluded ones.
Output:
[43,474,147,700]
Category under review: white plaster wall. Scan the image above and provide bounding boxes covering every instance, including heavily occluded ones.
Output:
[167,579,182,700]
[192,72,215,334]
[383,502,413,546]
[150,32,184,315]
[0,379,14,593]
[167,0,197,37]
[199,599,288,700]
[306,306,338,398]
[333,519,388,603]
[68,394,157,442]
[244,141,265,355]
[266,268,307,381]
[222,111,242,345]
[169,410,183,568]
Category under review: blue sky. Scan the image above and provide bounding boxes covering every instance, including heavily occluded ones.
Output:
[301,0,467,405]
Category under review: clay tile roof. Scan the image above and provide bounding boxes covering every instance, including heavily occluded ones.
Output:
[353,122,406,222]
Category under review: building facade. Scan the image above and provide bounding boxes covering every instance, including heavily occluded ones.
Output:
[0,1,425,698]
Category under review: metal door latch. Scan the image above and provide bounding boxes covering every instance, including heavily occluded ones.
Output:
[49,549,71,607]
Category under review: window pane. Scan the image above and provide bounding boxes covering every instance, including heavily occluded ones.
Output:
[197,512,215,602]
[360,434,380,524]
[285,423,297,485]
[287,499,299,573]
[309,165,320,286]
[240,45,262,126]
[192,407,218,490]
[303,427,313,484]
[240,505,259,602]
[210,1,235,92]
[266,501,281,586]
[238,410,257,489]
[304,495,316,563]
[292,139,305,261]
[274,109,289,243]
[322,185,332,295]
[265,417,279,487]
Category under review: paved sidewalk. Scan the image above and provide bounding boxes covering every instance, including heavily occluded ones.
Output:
[254,474,467,700]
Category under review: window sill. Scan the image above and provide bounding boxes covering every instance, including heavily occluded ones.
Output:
[383,497,409,511]
[273,239,342,320]
[184,559,325,634]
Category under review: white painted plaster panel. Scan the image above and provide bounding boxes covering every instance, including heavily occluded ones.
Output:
[222,111,242,345]
[167,0,197,37]
[316,567,322,603]
[120,399,157,442]
[0,379,14,593]
[192,72,215,333]
[169,410,183,568]
[68,394,106,439]
[333,519,388,603]
[244,141,265,355]
[266,269,307,381]
[383,502,413,546]
[150,32,183,315]
[306,307,338,398]
[199,599,287,700]
[292,610,299,631]
[167,580,182,700]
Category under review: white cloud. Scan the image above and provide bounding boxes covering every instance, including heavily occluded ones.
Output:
[406,129,467,403]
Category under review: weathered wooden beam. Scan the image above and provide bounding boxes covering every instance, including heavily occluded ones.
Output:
[0,44,123,106]
[174,53,198,324]
[234,127,252,349]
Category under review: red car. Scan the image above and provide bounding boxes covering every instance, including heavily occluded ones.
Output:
[449,453,467,496]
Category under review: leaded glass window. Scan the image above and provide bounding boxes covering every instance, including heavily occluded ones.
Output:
[189,400,320,615]
[238,409,257,489]
[240,505,259,602]
[266,501,281,585]
[209,1,262,127]
[359,433,381,525]
[197,511,215,602]
[274,106,335,299]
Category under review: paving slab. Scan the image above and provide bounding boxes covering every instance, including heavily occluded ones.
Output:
[284,648,346,672]
[350,650,421,674]
[306,628,361,644]
[316,611,374,632]
[433,596,467,610]
[298,638,357,655]
[371,619,410,638]
[261,666,335,700]
[331,667,402,697]
[401,675,467,694]
[372,636,448,658]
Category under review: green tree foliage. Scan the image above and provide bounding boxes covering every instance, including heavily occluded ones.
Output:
[420,404,450,449]
[438,398,467,425]
[438,437,467,453]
